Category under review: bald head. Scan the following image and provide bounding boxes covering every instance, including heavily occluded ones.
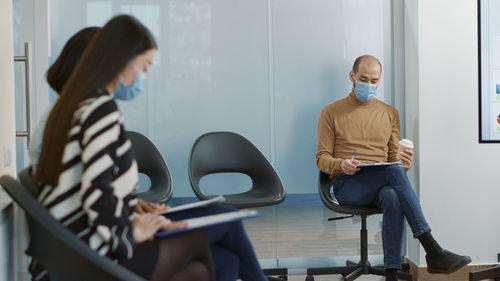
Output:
[352,55,382,75]
[349,55,382,88]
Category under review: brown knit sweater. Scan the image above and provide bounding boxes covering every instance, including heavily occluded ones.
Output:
[316,92,400,178]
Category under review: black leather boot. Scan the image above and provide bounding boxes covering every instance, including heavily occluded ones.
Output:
[426,250,471,274]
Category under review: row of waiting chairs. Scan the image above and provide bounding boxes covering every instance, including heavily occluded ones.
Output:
[128,131,286,209]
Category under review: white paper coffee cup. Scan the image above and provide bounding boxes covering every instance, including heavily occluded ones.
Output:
[398,139,414,160]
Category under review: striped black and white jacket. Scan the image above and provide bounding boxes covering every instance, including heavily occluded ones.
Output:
[32,89,138,280]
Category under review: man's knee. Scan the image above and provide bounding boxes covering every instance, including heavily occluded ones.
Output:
[385,165,406,175]
[378,188,401,209]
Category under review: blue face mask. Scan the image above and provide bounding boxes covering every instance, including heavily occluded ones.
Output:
[114,64,146,101]
[353,80,378,102]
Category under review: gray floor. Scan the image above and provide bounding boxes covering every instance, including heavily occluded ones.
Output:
[244,205,384,259]
[243,206,386,279]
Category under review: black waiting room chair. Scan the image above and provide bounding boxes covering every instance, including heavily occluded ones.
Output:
[305,171,413,281]
[18,167,40,197]
[188,131,286,209]
[127,131,173,203]
[189,131,288,280]
[0,174,145,281]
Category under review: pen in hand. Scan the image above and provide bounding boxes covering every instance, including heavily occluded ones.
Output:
[351,150,356,164]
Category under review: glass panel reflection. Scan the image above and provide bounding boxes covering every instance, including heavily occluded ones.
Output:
[49,0,393,267]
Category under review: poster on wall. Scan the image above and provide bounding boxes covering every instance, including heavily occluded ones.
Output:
[479,0,500,142]
[496,113,500,133]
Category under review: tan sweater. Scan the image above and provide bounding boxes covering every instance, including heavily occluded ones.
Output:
[316,92,400,178]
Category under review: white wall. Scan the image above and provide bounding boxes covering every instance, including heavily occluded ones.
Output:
[406,0,500,266]
[0,1,17,281]
[403,0,421,264]
[1,0,17,178]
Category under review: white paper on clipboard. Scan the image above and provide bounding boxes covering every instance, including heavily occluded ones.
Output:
[357,162,402,168]
[158,195,226,215]
[155,210,259,237]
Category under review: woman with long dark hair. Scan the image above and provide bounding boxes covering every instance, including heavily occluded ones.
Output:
[34,15,214,281]
[29,26,100,171]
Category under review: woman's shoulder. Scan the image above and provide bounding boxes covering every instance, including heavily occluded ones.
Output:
[74,89,120,126]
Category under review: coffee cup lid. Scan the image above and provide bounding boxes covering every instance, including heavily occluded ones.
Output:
[399,139,414,148]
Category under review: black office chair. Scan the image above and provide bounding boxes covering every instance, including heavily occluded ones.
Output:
[127,131,173,203]
[0,175,145,281]
[305,171,413,281]
[188,131,286,209]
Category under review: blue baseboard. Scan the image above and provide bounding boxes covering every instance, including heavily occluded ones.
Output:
[169,193,322,207]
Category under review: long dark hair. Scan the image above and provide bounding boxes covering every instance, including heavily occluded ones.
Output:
[35,15,157,186]
[47,27,100,94]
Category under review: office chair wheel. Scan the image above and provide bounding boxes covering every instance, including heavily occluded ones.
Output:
[305,275,314,281]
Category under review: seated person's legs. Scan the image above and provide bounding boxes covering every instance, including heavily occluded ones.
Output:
[382,166,471,273]
[170,261,211,281]
[149,229,214,281]
[382,165,430,237]
[375,186,405,281]
[211,244,239,281]
[334,165,471,275]
[374,186,405,270]
[166,205,267,281]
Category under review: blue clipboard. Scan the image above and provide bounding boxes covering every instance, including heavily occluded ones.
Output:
[155,210,260,237]
[357,162,403,168]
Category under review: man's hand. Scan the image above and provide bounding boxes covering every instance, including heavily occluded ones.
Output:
[399,148,414,171]
[135,199,170,214]
[340,159,361,175]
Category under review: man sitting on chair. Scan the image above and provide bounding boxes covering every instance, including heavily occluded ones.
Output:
[315,55,471,281]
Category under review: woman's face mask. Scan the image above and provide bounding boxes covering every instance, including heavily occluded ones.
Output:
[114,63,146,101]
[353,80,378,102]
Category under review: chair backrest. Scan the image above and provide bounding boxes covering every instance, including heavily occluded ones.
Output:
[318,171,340,207]
[189,132,285,205]
[318,171,381,216]
[126,131,173,203]
[18,167,40,197]
[0,175,145,281]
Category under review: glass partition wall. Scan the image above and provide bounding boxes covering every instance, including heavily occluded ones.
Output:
[48,0,402,273]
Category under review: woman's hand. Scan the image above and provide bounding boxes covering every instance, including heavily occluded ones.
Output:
[132,213,187,243]
[135,199,170,214]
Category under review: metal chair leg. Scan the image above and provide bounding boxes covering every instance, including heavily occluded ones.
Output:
[344,267,363,281]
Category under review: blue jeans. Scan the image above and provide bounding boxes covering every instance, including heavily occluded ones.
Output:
[166,205,266,281]
[333,165,431,269]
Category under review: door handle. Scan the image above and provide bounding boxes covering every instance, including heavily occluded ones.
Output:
[14,42,32,146]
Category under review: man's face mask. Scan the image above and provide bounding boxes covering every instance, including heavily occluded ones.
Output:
[353,80,378,102]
